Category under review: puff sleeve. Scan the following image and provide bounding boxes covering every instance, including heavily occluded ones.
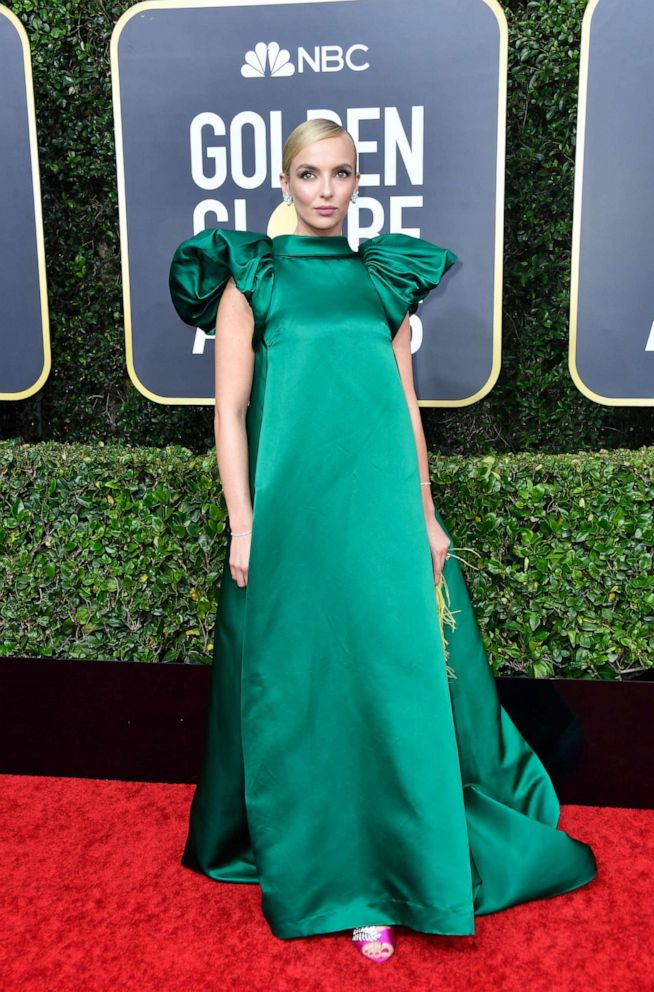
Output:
[168,227,274,349]
[358,232,458,339]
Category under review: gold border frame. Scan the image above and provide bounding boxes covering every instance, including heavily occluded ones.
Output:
[568,0,653,406]
[111,0,506,406]
[0,5,50,401]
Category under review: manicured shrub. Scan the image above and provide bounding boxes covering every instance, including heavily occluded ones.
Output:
[2,439,651,676]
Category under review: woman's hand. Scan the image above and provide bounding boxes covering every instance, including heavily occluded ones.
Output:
[425,515,451,585]
[229,533,251,588]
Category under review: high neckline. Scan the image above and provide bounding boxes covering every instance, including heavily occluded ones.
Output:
[272,233,356,257]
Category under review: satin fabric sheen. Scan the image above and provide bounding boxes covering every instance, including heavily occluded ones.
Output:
[168,229,597,939]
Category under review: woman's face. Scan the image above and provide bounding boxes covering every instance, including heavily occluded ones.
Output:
[281,134,359,236]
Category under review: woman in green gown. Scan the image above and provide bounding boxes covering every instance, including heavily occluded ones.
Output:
[168,119,597,960]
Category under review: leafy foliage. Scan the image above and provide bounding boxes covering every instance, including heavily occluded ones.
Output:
[435,444,653,680]
[0,439,226,662]
[0,0,652,452]
[1,439,652,675]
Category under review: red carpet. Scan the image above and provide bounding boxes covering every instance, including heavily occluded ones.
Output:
[0,775,651,992]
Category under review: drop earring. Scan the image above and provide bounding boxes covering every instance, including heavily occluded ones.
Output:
[282,192,293,205]
[351,190,359,203]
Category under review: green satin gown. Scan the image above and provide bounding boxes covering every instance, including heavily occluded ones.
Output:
[168,228,597,940]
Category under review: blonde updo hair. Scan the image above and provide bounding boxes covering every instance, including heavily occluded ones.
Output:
[281,119,357,177]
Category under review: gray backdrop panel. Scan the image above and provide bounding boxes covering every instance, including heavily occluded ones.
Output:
[114,0,503,403]
[0,14,46,397]
[573,0,654,401]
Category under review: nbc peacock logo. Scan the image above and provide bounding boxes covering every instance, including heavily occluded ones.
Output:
[241,42,295,77]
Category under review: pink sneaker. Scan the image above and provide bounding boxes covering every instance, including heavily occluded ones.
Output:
[352,924,396,962]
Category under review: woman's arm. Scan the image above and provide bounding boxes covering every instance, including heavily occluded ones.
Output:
[214,276,256,587]
[392,313,451,583]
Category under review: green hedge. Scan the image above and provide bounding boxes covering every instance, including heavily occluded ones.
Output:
[1,439,652,676]
[0,0,652,453]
